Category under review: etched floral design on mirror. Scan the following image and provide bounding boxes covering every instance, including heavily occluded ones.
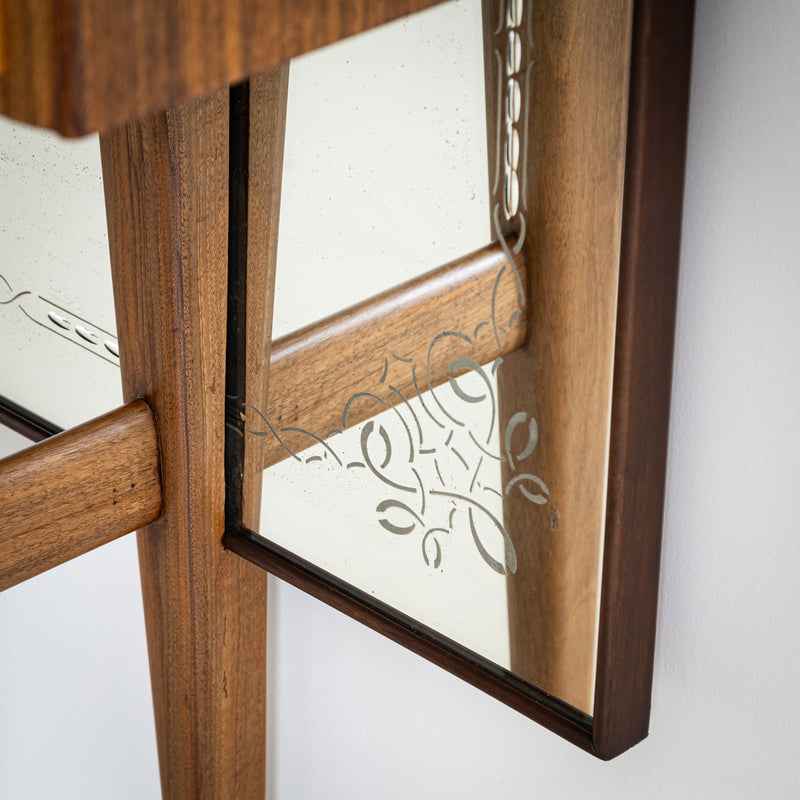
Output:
[224,0,693,754]
[245,257,547,579]
[237,0,559,680]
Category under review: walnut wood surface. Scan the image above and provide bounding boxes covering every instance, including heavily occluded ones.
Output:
[0,1,7,76]
[0,0,445,136]
[593,0,695,759]
[0,399,160,592]
[242,68,288,528]
[101,87,266,798]
[483,0,634,714]
[236,68,288,779]
[256,242,528,468]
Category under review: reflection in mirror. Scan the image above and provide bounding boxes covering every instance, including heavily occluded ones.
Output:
[245,0,602,715]
[0,122,122,431]
[270,0,490,339]
[257,243,529,669]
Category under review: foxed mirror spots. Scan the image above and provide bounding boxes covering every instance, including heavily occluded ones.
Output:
[226,0,691,753]
[253,248,542,666]
[269,0,491,340]
[0,121,123,431]
[247,250,544,579]
[244,0,562,680]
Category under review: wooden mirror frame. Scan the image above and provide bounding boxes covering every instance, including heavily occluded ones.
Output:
[222,0,695,760]
[0,1,694,794]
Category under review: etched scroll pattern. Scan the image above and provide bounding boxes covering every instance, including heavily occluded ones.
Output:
[490,0,532,309]
[0,272,119,365]
[245,259,547,576]
[243,2,540,577]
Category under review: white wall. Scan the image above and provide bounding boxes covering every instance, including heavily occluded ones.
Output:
[2,0,800,796]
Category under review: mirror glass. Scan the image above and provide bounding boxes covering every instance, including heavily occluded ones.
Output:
[246,0,602,717]
[0,0,607,720]
[270,1,490,338]
[0,122,122,431]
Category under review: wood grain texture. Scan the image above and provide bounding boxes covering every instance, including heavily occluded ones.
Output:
[223,68,288,782]
[242,68,289,529]
[593,0,695,759]
[0,0,59,128]
[0,0,7,76]
[0,399,160,592]
[253,242,528,468]
[225,0,692,760]
[100,87,266,798]
[0,0,445,136]
[483,0,634,713]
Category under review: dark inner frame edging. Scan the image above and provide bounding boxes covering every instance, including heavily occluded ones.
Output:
[0,393,62,443]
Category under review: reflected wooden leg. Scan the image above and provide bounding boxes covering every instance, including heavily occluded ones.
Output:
[482,0,633,713]
[241,67,290,531]
[100,69,288,796]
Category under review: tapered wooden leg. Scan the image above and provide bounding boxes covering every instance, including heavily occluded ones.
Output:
[482,0,633,713]
[100,72,287,797]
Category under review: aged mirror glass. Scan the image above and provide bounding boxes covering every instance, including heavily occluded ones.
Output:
[0,0,691,760]
[236,0,608,719]
[0,122,121,432]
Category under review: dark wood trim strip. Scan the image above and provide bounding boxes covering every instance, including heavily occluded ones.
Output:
[240,67,289,528]
[219,67,289,786]
[259,242,527,468]
[592,0,695,760]
[224,80,251,533]
[0,393,62,442]
[0,399,161,591]
[224,524,595,754]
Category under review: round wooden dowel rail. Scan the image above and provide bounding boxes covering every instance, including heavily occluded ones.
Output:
[0,398,162,592]
[260,241,528,468]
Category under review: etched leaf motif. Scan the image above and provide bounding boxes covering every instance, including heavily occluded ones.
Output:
[468,506,517,575]
[505,473,549,505]
[504,411,537,469]
[422,528,446,569]
[376,499,421,536]
[247,247,550,576]
[361,421,416,494]
[447,357,496,442]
